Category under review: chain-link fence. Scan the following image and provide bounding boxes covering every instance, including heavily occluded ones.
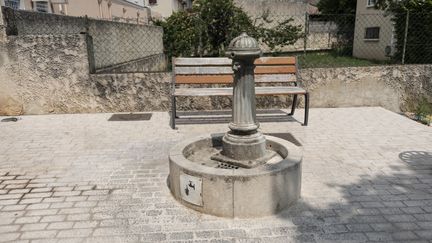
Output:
[2,7,165,73]
[159,9,432,69]
[3,6,432,71]
[265,11,432,68]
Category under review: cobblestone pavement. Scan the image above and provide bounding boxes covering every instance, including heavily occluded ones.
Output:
[0,107,431,243]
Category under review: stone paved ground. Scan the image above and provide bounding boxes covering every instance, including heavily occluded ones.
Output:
[0,107,432,243]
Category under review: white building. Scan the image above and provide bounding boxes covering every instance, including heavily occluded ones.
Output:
[352,0,395,60]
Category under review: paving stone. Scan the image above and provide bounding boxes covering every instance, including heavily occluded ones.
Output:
[26,209,58,216]
[31,188,53,193]
[74,201,97,208]
[47,222,74,230]
[21,223,48,231]
[168,232,194,240]
[392,231,419,240]
[2,204,27,211]
[9,189,31,194]
[67,213,91,221]
[19,198,43,204]
[0,193,23,200]
[0,233,20,242]
[195,230,221,238]
[0,225,21,233]
[384,214,417,222]
[366,232,393,241]
[26,203,50,210]
[73,221,99,229]
[0,199,19,205]
[41,215,67,223]
[50,202,74,209]
[59,208,90,214]
[220,229,247,238]
[0,108,431,242]
[346,224,373,232]
[14,216,41,224]
[415,230,432,238]
[57,228,93,238]
[20,230,57,239]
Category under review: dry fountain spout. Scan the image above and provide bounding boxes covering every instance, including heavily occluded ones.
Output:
[211,33,276,168]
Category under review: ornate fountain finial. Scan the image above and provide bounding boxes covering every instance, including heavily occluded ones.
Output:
[227,32,262,60]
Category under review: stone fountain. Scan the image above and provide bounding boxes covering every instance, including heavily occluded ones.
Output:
[168,33,302,218]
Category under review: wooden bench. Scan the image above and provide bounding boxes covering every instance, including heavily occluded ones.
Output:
[170,56,309,129]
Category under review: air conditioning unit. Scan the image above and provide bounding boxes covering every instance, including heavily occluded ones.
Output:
[385,45,395,57]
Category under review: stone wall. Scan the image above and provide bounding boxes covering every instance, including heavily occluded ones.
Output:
[301,65,432,111]
[0,34,95,115]
[88,19,164,70]
[0,34,170,115]
[95,53,167,74]
[2,7,165,73]
[89,64,432,113]
[1,32,430,115]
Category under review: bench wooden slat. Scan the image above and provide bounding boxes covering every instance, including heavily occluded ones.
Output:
[255,57,296,65]
[175,74,297,84]
[174,87,306,96]
[175,65,296,75]
[175,58,231,66]
[176,75,233,84]
[255,66,296,74]
[175,57,297,66]
[176,66,233,75]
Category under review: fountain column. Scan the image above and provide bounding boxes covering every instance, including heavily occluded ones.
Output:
[217,33,270,168]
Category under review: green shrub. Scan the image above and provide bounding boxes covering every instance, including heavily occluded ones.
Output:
[154,0,303,59]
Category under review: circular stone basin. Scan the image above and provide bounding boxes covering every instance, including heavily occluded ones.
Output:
[168,134,302,218]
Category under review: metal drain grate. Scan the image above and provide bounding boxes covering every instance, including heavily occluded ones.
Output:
[108,113,152,121]
[217,162,239,170]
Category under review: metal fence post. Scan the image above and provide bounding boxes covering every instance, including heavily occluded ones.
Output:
[0,7,6,42]
[84,15,96,73]
[303,12,309,55]
[402,10,409,65]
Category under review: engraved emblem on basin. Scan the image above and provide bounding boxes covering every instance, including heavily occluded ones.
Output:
[179,173,203,206]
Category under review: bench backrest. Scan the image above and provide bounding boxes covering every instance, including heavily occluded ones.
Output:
[173,57,298,85]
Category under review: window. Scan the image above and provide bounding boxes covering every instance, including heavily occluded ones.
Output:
[35,1,49,13]
[4,0,20,9]
[149,0,157,5]
[365,27,380,40]
[367,0,376,7]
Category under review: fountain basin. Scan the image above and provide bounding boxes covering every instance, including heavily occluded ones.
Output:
[168,134,302,218]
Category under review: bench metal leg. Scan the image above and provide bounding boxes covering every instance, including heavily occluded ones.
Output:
[289,94,298,116]
[303,93,309,126]
[170,96,176,129]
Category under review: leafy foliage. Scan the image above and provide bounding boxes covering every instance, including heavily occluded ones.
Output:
[316,0,356,56]
[376,0,432,64]
[154,0,303,58]
[317,0,357,14]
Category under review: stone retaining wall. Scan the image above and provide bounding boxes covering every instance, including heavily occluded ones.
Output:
[1,34,431,116]
[301,65,432,112]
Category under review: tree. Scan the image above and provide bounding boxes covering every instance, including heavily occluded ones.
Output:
[317,0,357,14]
[154,0,303,59]
[316,0,357,56]
[375,0,432,64]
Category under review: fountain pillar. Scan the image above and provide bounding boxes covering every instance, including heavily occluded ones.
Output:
[214,33,272,168]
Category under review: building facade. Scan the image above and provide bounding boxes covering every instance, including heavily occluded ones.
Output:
[146,0,192,19]
[1,0,151,23]
[353,0,395,60]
